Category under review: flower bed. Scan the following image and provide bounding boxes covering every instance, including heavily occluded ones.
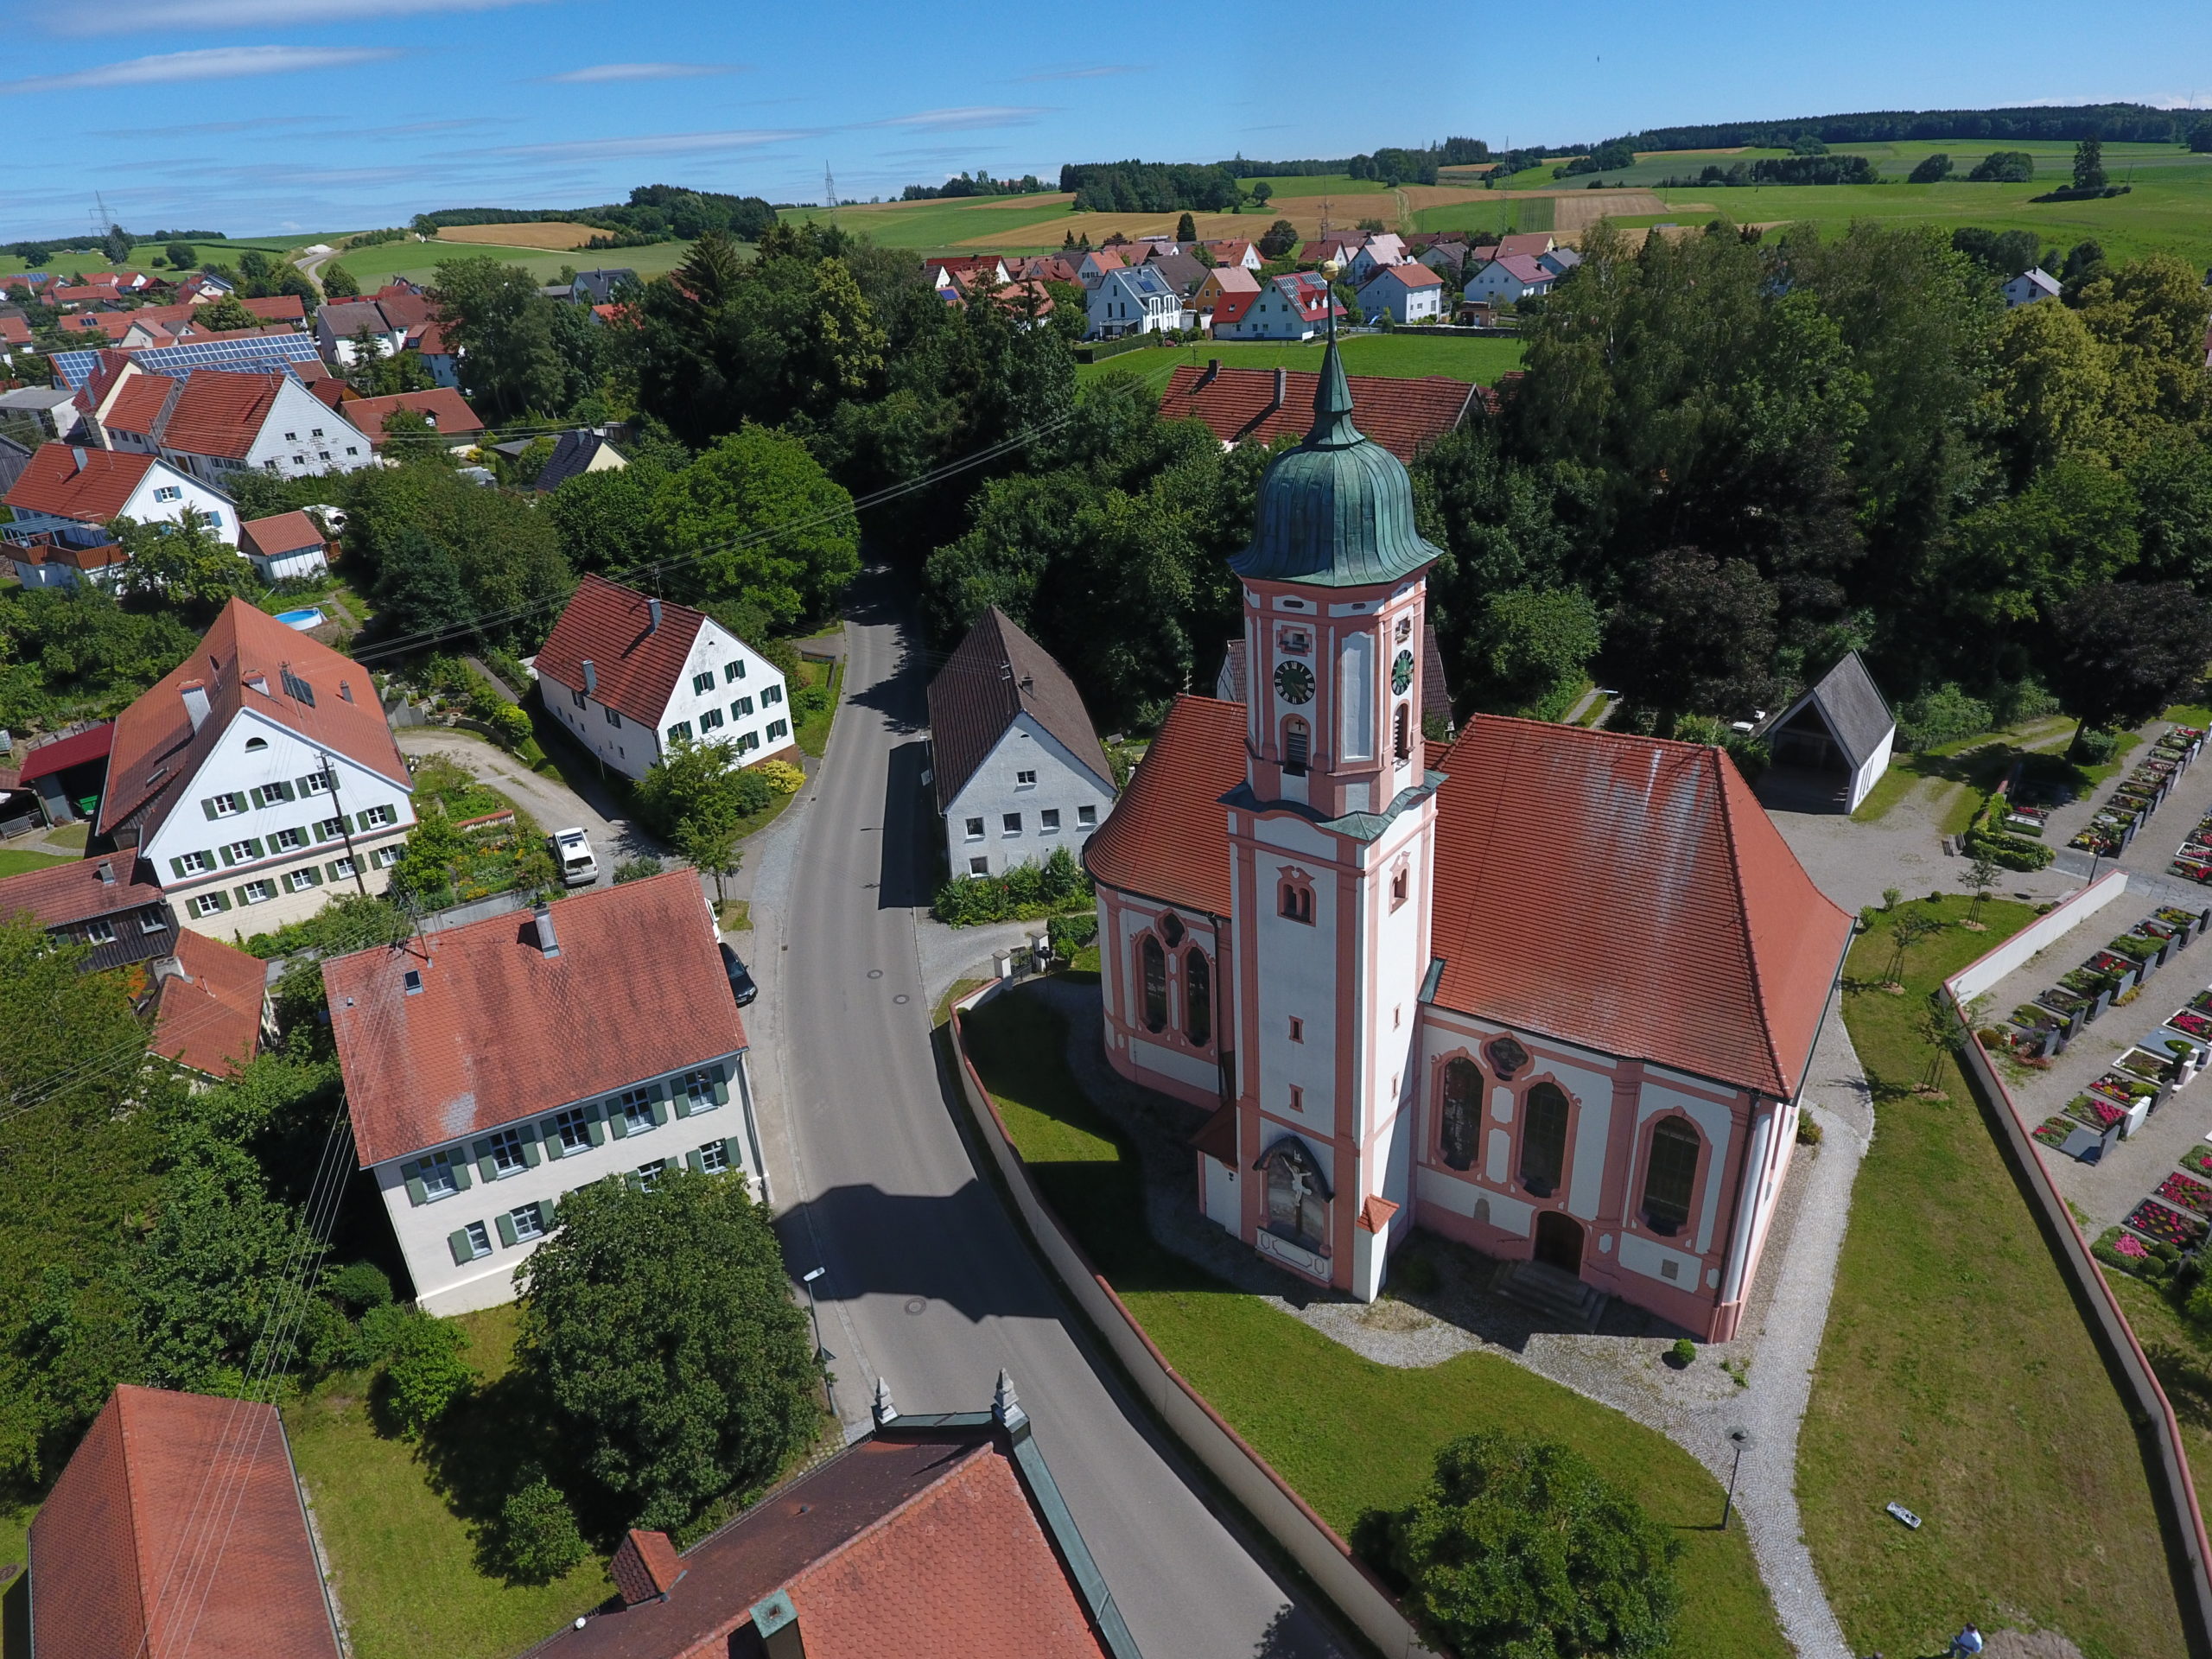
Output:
[2157,1170,2212,1215]
[2158,906,2202,930]
[2119,1050,2171,1082]
[2095,1224,2179,1281]
[2183,1147,2212,1179]
[2094,1072,2156,1102]
[2067,1095,2126,1131]
[2033,1116,2075,1148]
[2170,1011,2211,1039]
[2193,990,2212,1015]
[2124,1198,2207,1248]
[2090,951,2138,976]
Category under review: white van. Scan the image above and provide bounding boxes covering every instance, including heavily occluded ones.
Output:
[550,827,597,887]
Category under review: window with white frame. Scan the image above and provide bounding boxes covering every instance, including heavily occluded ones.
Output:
[552,1107,594,1154]
[634,1158,668,1191]
[270,826,308,851]
[666,720,693,744]
[239,879,276,905]
[173,849,216,876]
[189,893,226,918]
[461,1220,492,1258]
[692,671,715,695]
[1077,804,1097,828]
[357,804,397,830]
[486,1128,528,1176]
[316,816,346,838]
[616,1087,656,1135]
[699,708,724,731]
[153,485,181,502]
[969,856,988,875]
[416,1149,462,1199]
[302,771,334,796]
[964,817,985,840]
[510,1202,547,1241]
[682,1070,719,1112]
[207,791,245,817]
[1016,769,1037,787]
[140,912,168,934]
[223,837,259,862]
[329,855,358,880]
[723,660,747,683]
[1040,809,1060,832]
[283,869,318,893]
[373,846,401,868]
[736,732,760,753]
[731,695,754,717]
[83,919,117,944]
[762,684,784,706]
[696,1141,730,1173]
[766,719,788,741]
[1001,813,1021,836]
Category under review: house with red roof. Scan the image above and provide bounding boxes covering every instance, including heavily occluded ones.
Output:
[1355,259,1445,324]
[27,1384,343,1659]
[336,386,485,451]
[97,597,415,936]
[925,256,1011,298]
[1200,237,1262,270]
[1210,272,1343,341]
[86,365,375,488]
[238,509,332,581]
[150,927,271,1077]
[535,575,795,781]
[1463,251,1555,306]
[536,1374,1140,1658]
[0,849,176,969]
[1082,343,1851,1340]
[324,871,764,1313]
[1160,359,1477,463]
[3,442,238,551]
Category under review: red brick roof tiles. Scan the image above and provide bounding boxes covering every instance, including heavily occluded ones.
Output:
[17,721,113,781]
[1428,717,1851,1097]
[533,573,709,727]
[1160,364,1475,463]
[342,388,483,444]
[1082,694,1243,916]
[0,849,159,930]
[612,1529,686,1605]
[325,871,747,1166]
[158,369,284,459]
[100,371,181,436]
[4,442,158,523]
[99,597,404,840]
[29,1384,343,1659]
[239,510,326,561]
[153,929,265,1077]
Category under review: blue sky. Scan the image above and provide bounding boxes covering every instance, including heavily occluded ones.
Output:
[2,0,2208,239]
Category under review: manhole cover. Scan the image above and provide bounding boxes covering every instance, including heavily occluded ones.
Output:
[893,994,909,1005]
[904,1298,926,1316]
[867,969,883,980]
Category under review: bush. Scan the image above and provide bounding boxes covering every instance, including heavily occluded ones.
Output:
[932,846,1093,926]
[326,1261,393,1313]
[490,1471,589,1585]
[1047,911,1099,959]
[613,855,664,884]
[477,696,532,750]
[2073,725,2122,765]
[379,1307,475,1437]
[1898,682,1993,752]
[750,759,804,795]
[1796,1115,1823,1147]
[1667,1337,1697,1369]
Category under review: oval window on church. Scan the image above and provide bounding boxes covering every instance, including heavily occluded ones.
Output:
[1440,1058,1478,1171]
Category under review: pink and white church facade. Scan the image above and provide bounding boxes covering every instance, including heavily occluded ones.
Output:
[1083,343,1854,1339]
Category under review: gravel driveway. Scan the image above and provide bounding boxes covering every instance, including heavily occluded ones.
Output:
[394,727,661,887]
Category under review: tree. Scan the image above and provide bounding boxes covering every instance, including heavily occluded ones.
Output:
[653,425,859,627]
[320,260,360,298]
[386,804,469,905]
[2192,118,2212,155]
[1363,1430,1681,1659]
[547,464,664,574]
[635,737,772,849]
[379,1306,475,1436]
[1987,299,2111,476]
[164,241,195,269]
[1175,212,1198,243]
[1606,549,1780,721]
[515,1169,820,1530]
[1967,853,2001,923]
[1908,153,1953,183]
[103,223,133,264]
[1468,587,1603,712]
[2072,136,2107,192]
[1250,181,1273,206]
[2044,581,2212,741]
[192,291,257,332]
[114,511,249,620]
[492,1470,588,1584]
[1258,218,1299,259]
[1967,149,2035,182]
[433,257,565,420]
[371,525,473,644]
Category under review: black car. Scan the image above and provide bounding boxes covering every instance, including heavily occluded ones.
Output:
[720,942,759,1007]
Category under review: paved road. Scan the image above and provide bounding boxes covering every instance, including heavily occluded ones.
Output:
[745,567,1353,1659]
[393,727,658,888]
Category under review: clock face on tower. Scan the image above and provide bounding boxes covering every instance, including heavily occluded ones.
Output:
[1274,659,1315,704]
[1391,649,1414,695]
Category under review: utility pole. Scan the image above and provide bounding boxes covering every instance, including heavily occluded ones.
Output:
[319,747,372,895]
[823,162,839,226]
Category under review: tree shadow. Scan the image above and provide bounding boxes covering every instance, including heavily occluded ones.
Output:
[409,1369,619,1579]
[878,739,937,909]
[836,562,929,738]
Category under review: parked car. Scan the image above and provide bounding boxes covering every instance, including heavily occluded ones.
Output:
[720,941,758,1007]
[549,826,597,887]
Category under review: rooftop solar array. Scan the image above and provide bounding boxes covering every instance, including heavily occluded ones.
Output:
[49,334,322,391]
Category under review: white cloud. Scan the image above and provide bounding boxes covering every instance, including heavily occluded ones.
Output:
[867,105,1047,131]
[0,45,397,96]
[1018,64,1140,82]
[49,0,543,32]
[542,61,743,83]
[499,127,815,159]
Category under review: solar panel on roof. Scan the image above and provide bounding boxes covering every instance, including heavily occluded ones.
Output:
[50,334,321,390]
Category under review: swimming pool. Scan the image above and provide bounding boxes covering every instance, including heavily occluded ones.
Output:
[275,607,325,632]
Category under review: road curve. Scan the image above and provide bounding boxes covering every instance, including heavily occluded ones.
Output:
[747,566,1354,1659]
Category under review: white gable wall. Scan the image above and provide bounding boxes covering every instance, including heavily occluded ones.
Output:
[539,617,792,784]
[942,713,1116,878]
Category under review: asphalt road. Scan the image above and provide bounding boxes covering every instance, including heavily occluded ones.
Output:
[747,567,1353,1659]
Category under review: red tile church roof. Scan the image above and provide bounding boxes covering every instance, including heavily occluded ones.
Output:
[1160,364,1477,464]
[1081,695,1243,916]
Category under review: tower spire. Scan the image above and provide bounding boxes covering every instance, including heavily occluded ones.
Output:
[1306,296,1359,448]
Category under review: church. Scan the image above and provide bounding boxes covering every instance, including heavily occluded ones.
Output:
[1082,340,1853,1340]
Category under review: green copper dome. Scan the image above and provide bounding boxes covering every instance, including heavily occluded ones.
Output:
[1229,335,1446,589]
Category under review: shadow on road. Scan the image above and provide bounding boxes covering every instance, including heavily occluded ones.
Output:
[776,1179,1069,1325]
[839,563,929,737]
[879,740,938,910]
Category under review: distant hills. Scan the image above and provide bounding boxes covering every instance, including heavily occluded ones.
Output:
[1607,103,2207,153]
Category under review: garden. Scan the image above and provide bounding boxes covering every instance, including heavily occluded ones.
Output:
[931,844,1095,927]
[1803,894,2189,1658]
[2070,723,2205,859]
[386,754,559,911]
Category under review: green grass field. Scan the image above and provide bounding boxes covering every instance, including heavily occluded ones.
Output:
[0,234,338,280]
[0,849,72,878]
[325,236,705,290]
[1802,897,2189,1659]
[1235,174,1396,198]
[1079,332,1524,388]
[782,194,1081,251]
[959,987,1789,1659]
[283,1304,612,1659]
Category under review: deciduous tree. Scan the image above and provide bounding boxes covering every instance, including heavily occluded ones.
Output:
[653,425,859,627]
[2044,580,2212,739]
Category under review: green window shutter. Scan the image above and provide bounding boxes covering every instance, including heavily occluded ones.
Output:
[474,1139,499,1183]
[220,844,237,867]
[672,1086,693,1120]
[276,779,296,801]
[305,864,322,886]
[244,838,264,859]
[327,860,346,880]
[404,1171,428,1206]
[721,1136,743,1172]
[170,856,190,879]
[249,785,266,809]
[520,1132,543,1167]
[623,1170,644,1192]
[713,1076,730,1105]
[449,1157,472,1192]
[650,1095,671,1127]
[495,1211,518,1248]
[211,890,231,912]
[201,798,220,820]
[448,1228,474,1265]
[538,1118,565,1159]
[607,1103,630,1140]
[232,886,252,906]
[685,1149,705,1173]
[585,1111,606,1147]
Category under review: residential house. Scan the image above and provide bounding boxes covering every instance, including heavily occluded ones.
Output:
[46,335,327,394]
[330,386,485,453]
[62,294,305,342]
[413,320,462,388]
[3,442,238,547]
[0,852,177,969]
[537,1377,1141,1659]
[95,597,416,935]
[6,532,130,590]
[993,278,1062,327]
[1192,263,1261,324]
[1416,238,1471,280]
[2004,267,2063,307]
[1077,246,1134,288]
[1357,261,1445,324]
[1200,238,1262,269]
[1088,264,1179,339]
[0,383,84,441]
[1084,346,1853,1337]
[1296,235,1363,270]
[569,267,636,304]
[926,256,1011,297]
[11,723,113,825]
[0,313,35,359]
[150,927,272,1077]
[1756,651,1896,813]
[1463,252,1555,306]
[27,1385,344,1659]
[1494,231,1557,260]
[1210,272,1342,341]
[1160,359,1479,462]
[239,509,332,582]
[1144,251,1211,326]
[535,573,795,781]
[1345,233,1409,283]
[1009,253,1082,284]
[104,367,378,486]
[531,429,626,492]
[325,872,766,1313]
[1537,246,1584,278]
[927,607,1116,880]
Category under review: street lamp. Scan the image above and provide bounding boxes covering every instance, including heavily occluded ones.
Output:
[1722,1426,1753,1531]
[801,1267,838,1416]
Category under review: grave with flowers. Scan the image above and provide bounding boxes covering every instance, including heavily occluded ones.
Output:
[2124,1198,2208,1249]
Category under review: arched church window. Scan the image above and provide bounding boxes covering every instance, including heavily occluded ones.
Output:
[1518,1082,1569,1198]
[1440,1058,1478,1171]
[1185,949,1211,1047]
[1279,874,1313,924]
[1641,1116,1700,1236]
[1394,703,1411,762]
[1283,716,1310,776]
[1141,935,1167,1033]
[1261,1139,1330,1253]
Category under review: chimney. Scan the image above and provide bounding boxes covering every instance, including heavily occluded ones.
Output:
[582,659,597,696]
[646,596,662,632]
[180,679,211,731]
[751,1589,806,1659]
[532,904,560,958]
[1198,357,1220,389]
[96,859,115,886]
[993,1368,1029,1436]
[1268,369,1286,414]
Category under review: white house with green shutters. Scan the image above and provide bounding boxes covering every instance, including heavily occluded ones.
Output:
[323,872,764,1314]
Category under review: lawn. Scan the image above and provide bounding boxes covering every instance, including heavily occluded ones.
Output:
[792,656,842,759]
[283,1303,612,1659]
[2107,1271,2212,1503]
[781,194,1079,251]
[0,849,73,877]
[327,236,709,290]
[1235,174,1397,199]
[1078,332,1525,387]
[1801,896,2189,1659]
[957,985,1789,1659]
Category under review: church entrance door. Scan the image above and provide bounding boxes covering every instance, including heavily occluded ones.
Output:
[1533,1211,1583,1274]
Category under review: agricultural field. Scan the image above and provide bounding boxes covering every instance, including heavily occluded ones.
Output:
[325,235,705,289]
[0,234,331,280]
[1077,331,1524,386]
[434,221,605,251]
